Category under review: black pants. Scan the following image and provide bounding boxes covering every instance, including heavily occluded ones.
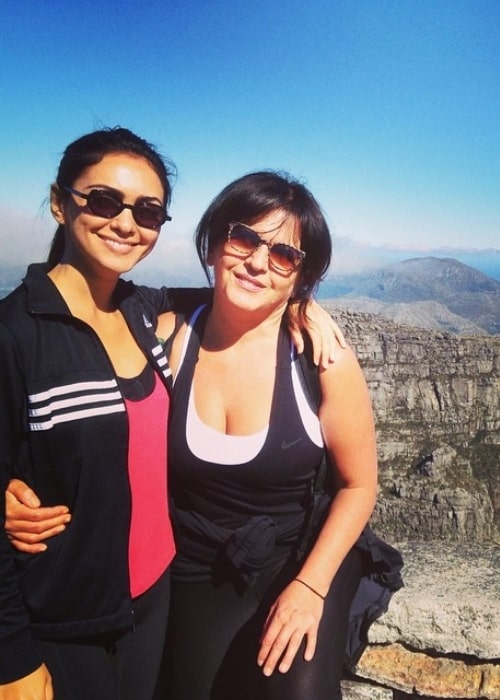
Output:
[162,549,362,700]
[36,567,170,700]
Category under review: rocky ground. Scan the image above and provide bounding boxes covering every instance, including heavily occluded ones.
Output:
[342,542,500,700]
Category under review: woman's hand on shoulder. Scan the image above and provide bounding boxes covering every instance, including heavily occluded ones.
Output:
[5,479,71,554]
[0,663,53,699]
[257,579,324,676]
[287,300,347,369]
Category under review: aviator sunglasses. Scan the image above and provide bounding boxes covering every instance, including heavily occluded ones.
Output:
[227,222,306,273]
[64,186,171,230]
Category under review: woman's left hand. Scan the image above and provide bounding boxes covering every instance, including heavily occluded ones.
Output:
[257,579,324,676]
[287,301,347,369]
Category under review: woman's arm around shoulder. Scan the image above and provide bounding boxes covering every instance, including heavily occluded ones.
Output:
[287,300,347,369]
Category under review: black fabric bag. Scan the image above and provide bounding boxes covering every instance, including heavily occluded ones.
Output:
[344,525,403,669]
[295,340,404,670]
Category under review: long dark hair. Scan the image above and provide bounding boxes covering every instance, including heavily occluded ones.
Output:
[47,127,175,267]
[195,171,332,308]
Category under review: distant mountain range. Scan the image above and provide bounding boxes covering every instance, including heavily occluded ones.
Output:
[1,257,499,335]
[327,237,500,282]
[320,256,500,335]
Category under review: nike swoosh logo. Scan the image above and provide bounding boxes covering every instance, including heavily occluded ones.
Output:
[281,438,302,450]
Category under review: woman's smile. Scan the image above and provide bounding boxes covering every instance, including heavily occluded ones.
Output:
[234,271,266,292]
[97,231,139,255]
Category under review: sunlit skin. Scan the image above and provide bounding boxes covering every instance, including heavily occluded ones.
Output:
[46,153,169,382]
[208,210,303,328]
[169,210,305,437]
[50,153,165,284]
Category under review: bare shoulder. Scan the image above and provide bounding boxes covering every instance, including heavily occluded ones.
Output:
[319,345,371,401]
[321,344,364,377]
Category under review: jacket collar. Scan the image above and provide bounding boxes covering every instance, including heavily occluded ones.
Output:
[24,263,70,316]
[24,263,136,317]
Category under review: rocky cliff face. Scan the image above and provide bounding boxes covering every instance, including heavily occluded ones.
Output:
[323,304,500,543]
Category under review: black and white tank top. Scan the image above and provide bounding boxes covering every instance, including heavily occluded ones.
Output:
[169,305,325,581]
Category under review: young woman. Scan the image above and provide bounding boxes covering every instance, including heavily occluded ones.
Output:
[1,133,341,700]
[154,172,378,699]
[0,126,188,700]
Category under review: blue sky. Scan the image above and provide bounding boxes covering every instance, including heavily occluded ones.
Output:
[1,0,499,282]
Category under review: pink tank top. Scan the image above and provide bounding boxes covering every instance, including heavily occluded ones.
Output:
[125,373,175,598]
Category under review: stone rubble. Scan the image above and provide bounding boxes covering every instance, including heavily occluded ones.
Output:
[342,542,499,700]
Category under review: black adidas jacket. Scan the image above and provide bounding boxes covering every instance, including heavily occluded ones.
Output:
[0,263,204,684]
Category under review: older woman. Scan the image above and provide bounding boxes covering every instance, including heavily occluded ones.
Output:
[155,171,378,699]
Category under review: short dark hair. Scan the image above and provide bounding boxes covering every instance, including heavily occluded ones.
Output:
[48,127,175,266]
[195,171,332,305]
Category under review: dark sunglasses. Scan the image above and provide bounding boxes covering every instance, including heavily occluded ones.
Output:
[64,186,171,230]
[227,222,305,272]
